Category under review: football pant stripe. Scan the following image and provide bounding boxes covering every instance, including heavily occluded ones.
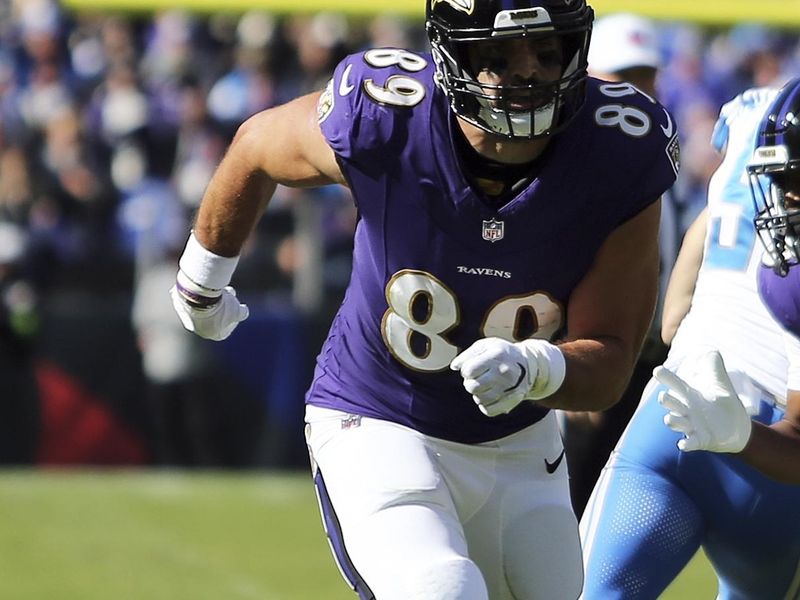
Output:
[313,469,376,600]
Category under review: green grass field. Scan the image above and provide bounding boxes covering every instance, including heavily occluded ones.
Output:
[0,470,716,599]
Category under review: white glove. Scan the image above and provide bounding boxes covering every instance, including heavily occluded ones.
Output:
[170,232,248,341]
[450,337,565,417]
[169,284,250,341]
[653,350,752,453]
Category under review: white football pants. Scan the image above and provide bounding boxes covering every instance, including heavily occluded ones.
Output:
[305,406,583,600]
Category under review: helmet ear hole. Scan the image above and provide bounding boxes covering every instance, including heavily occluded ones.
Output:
[428,26,442,45]
[425,0,594,139]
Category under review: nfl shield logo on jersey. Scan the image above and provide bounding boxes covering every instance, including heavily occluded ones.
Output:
[482,218,504,243]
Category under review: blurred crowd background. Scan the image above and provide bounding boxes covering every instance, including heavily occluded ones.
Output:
[1,0,798,469]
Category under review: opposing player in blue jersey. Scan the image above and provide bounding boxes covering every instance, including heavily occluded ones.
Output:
[169,1,679,597]
[580,81,800,600]
[657,79,800,487]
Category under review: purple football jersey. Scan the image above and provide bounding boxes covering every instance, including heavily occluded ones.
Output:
[308,49,679,443]
[759,264,800,337]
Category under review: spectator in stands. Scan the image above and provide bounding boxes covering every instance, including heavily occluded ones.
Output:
[0,221,40,464]
[171,75,226,209]
[206,11,278,135]
[132,244,220,467]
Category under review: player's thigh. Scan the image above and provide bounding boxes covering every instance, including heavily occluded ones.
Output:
[306,407,488,600]
[503,501,582,600]
[713,545,800,600]
[579,380,706,600]
[460,413,583,600]
[579,454,703,600]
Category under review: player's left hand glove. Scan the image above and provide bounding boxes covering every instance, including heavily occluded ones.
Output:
[653,350,752,453]
[450,338,565,417]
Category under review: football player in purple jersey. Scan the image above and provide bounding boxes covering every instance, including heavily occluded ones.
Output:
[170,1,678,597]
[657,78,800,486]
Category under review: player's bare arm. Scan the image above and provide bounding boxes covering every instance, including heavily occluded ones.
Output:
[739,391,800,484]
[737,328,800,483]
[661,208,707,345]
[169,91,343,340]
[193,91,344,257]
[541,198,662,412]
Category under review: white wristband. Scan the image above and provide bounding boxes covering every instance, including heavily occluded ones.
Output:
[178,231,240,291]
[518,339,566,400]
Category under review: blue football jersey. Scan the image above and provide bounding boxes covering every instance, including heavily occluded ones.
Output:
[580,87,800,600]
[308,48,678,443]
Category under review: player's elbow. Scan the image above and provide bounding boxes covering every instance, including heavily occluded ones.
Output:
[602,337,642,409]
[552,336,637,412]
[231,112,272,163]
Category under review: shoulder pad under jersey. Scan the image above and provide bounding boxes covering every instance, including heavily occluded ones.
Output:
[317,49,437,163]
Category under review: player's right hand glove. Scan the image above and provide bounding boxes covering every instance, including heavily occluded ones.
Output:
[169,232,248,341]
[653,350,752,453]
[450,337,566,417]
[170,273,249,341]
